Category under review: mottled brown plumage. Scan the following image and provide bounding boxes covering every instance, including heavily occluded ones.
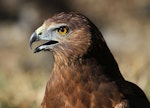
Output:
[29,12,149,108]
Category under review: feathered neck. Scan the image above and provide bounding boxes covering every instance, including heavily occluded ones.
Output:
[51,22,125,83]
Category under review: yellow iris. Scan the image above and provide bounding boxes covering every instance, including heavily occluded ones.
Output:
[58,26,68,35]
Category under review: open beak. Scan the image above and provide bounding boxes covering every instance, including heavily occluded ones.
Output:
[29,32,43,53]
[29,32,39,49]
[29,32,58,53]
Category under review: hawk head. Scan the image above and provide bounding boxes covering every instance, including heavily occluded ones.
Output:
[29,12,117,67]
[30,12,91,53]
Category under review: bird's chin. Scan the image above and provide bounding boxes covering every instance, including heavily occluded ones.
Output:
[34,40,58,53]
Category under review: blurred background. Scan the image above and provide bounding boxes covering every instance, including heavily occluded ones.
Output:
[0,0,150,107]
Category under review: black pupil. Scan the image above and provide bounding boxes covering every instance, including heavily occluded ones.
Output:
[60,27,65,32]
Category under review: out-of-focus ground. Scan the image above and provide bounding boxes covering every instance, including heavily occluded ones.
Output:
[0,0,150,107]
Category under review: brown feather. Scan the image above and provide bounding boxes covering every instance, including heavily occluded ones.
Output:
[32,12,149,108]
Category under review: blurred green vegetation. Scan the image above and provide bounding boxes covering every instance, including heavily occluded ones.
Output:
[0,0,150,107]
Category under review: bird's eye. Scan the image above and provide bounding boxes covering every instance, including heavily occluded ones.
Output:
[57,26,69,35]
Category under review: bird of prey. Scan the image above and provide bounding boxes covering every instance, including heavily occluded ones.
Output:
[29,12,149,108]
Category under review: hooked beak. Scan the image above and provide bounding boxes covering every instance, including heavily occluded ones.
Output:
[29,32,42,53]
[29,32,58,53]
[29,32,39,49]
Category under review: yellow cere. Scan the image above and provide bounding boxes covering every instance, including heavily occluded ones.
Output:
[36,26,44,35]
